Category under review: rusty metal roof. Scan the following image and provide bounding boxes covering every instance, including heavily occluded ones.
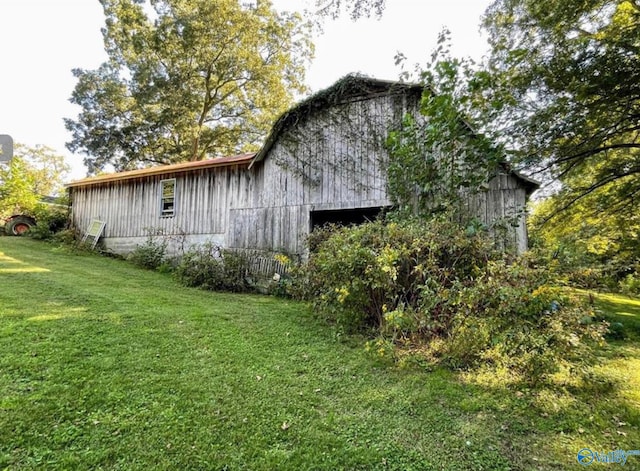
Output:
[66,153,256,188]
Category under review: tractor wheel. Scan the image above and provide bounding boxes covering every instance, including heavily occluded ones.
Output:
[5,216,36,236]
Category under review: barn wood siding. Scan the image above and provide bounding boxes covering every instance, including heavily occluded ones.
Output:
[70,164,254,253]
[230,93,529,255]
[462,173,529,252]
[259,94,414,209]
[229,93,417,254]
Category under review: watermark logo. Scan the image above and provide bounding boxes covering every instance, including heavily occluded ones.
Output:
[578,449,595,466]
[577,448,640,466]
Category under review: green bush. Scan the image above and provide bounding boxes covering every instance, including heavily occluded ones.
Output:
[128,232,168,270]
[52,228,82,247]
[438,263,606,380]
[620,272,640,296]
[28,204,69,240]
[298,218,607,384]
[302,218,494,334]
[174,243,251,292]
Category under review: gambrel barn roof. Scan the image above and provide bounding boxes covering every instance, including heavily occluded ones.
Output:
[249,75,424,168]
[68,74,537,194]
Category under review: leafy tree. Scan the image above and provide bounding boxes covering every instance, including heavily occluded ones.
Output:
[14,144,70,197]
[0,144,69,218]
[386,31,501,219]
[314,0,386,19]
[0,158,39,218]
[530,181,640,279]
[66,0,313,174]
[481,0,640,218]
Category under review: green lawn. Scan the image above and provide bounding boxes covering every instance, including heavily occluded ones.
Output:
[0,238,638,470]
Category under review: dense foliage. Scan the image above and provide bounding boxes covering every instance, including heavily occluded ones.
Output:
[174,243,252,292]
[66,0,312,173]
[386,0,640,298]
[529,184,640,292]
[0,144,69,219]
[0,158,38,218]
[387,31,502,219]
[481,0,640,218]
[298,219,606,383]
[27,204,70,241]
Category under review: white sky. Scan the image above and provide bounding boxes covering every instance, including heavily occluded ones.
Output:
[0,0,493,180]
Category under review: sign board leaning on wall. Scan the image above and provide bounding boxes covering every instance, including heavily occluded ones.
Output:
[82,219,106,249]
[0,135,13,162]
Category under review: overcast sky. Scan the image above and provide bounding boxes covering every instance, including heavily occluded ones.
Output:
[0,0,493,180]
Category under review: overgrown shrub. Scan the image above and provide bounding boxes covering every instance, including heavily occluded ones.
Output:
[433,263,607,380]
[128,232,168,270]
[28,204,69,240]
[52,228,81,246]
[174,243,251,292]
[302,218,495,333]
[620,273,640,296]
[219,250,252,292]
[298,218,607,384]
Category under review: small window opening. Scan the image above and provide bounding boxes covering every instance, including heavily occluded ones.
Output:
[160,179,176,217]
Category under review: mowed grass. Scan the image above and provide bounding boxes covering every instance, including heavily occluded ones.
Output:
[0,238,638,470]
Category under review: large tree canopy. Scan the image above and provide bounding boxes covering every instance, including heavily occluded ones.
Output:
[481,0,640,216]
[66,0,312,174]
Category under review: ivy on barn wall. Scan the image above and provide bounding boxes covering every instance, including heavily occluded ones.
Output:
[260,73,532,253]
[267,74,422,198]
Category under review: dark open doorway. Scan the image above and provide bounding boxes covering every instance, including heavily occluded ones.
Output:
[310,206,388,230]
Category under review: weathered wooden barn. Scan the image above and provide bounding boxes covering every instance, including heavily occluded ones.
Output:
[67,75,538,256]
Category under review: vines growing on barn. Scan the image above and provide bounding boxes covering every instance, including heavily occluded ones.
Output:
[386,33,503,220]
[271,74,422,195]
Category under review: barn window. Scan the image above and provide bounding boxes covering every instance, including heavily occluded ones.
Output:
[160,179,176,217]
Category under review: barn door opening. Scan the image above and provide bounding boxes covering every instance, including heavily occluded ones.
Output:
[310,206,388,230]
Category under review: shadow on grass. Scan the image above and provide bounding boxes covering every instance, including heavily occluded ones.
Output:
[592,292,640,340]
